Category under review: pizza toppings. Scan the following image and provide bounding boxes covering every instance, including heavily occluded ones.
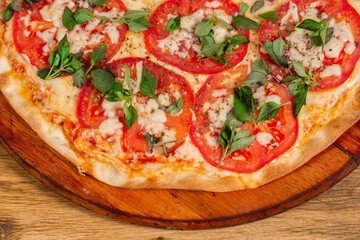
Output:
[144,0,250,74]
[259,0,360,90]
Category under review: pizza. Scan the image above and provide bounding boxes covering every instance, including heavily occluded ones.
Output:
[0,0,360,192]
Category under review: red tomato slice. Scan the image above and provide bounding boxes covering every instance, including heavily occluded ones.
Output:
[258,0,360,90]
[190,73,297,173]
[106,58,194,157]
[76,80,108,129]
[13,0,127,68]
[144,0,249,74]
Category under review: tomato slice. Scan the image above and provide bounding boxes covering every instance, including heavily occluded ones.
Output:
[76,80,108,129]
[13,0,127,68]
[190,73,297,173]
[144,0,249,74]
[258,0,360,90]
[106,58,194,157]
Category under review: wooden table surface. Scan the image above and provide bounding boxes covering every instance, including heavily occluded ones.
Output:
[0,143,359,240]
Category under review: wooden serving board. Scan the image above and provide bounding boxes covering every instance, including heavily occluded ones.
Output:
[0,92,359,230]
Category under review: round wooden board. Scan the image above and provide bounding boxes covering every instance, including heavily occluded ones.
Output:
[0,92,359,230]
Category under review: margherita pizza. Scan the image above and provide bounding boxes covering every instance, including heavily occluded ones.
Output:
[1,0,360,192]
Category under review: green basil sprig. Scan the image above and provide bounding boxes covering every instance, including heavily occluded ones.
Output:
[256,101,290,122]
[88,0,107,7]
[117,10,154,32]
[258,37,289,68]
[143,133,161,153]
[62,7,94,30]
[166,16,181,33]
[234,86,256,125]
[37,35,85,85]
[233,3,260,30]
[162,138,185,157]
[168,96,183,114]
[250,0,264,13]
[297,18,333,49]
[280,60,318,117]
[2,0,42,23]
[244,58,271,88]
[218,122,255,167]
[259,11,279,21]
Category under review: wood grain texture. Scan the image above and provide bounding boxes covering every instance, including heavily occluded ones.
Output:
[0,145,359,239]
[0,90,360,232]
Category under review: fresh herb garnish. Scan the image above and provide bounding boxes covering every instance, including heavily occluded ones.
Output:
[117,10,154,32]
[162,138,185,157]
[90,68,115,94]
[86,43,106,75]
[143,133,161,153]
[239,2,250,16]
[234,86,256,125]
[2,0,42,23]
[168,96,183,114]
[297,18,333,49]
[258,37,289,68]
[140,67,166,109]
[259,11,279,21]
[62,7,94,30]
[88,0,107,7]
[233,3,260,30]
[37,35,85,85]
[165,16,181,33]
[256,102,290,122]
[244,58,271,88]
[280,60,318,117]
[218,122,255,167]
[250,0,265,13]
[123,100,138,129]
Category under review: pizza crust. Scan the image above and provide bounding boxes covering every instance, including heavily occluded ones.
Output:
[1,0,360,192]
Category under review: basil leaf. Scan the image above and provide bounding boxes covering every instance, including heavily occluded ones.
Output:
[62,7,76,30]
[234,86,255,123]
[239,2,249,16]
[251,0,265,13]
[72,69,87,88]
[133,16,154,27]
[143,132,160,153]
[91,69,115,94]
[258,40,289,68]
[244,72,268,88]
[280,75,302,83]
[226,108,243,127]
[292,85,309,117]
[168,96,183,114]
[230,135,255,153]
[273,37,286,62]
[88,0,107,7]
[202,43,221,57]
[74,8,93,24]
[68,57,83,70]
[211,56,231,66]
[106,82,124,102]
[122,65,131,92]
[195,18,214,37]
[234,129,251,141]
[37,68,51,80]
[123,101,138,130]
[97,16,109,24]
[166,16,181,33]
[291,61,307,78]
[259,11,279,21]
[127,21,148,32]
[297,19,320,31]
[124,10,148,20]
[256,102,281,122]
[2,1,16,24]
[216,18,233,30]
[140,67,158,100]
[48,52,60,67]
[218,121,232,149]
[90,44,106,66]
[57,35,70,62]
[12,0,23,11]
[201,35,215,47]
[251,58,270,75]
[233,15,260,30]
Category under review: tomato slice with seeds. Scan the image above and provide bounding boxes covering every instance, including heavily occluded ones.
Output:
[13,0,127,68]
[76,58,194,159]
[107,58,194,157]
[258,0,360,90]
[76,80,108,129]
[144,0,249,74]
[190,73,297,173]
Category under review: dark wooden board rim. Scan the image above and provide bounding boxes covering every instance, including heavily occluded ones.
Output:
[1,132,358,229]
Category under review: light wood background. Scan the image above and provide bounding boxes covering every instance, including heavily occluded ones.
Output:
[0,144,359,239]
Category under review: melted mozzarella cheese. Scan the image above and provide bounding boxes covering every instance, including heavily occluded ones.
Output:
[99,118,123,137]
[320,64,342,78]
[256,132,273,146]
[136,99,167,135]
[36,28,57,54]
[207,94,234,132]
[253,86,282,106]
[101,100,123,118]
